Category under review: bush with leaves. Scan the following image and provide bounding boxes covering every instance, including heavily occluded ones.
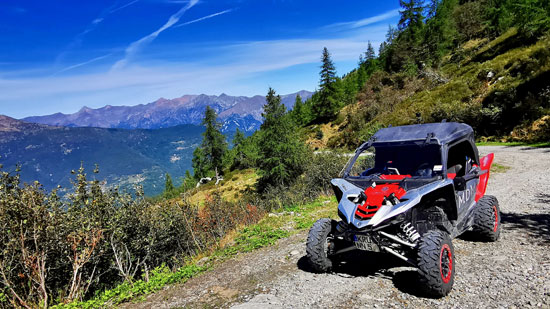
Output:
[0,162,265,308]
[256,151,348,211]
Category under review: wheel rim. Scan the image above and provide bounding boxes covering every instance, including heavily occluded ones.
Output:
[492,205,499,232]
[439,244,452,284]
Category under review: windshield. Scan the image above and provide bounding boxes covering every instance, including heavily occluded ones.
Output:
[343,143,442,179]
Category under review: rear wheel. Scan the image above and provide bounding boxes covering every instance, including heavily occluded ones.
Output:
[306,218,336,272]
[417,230,455,297]
[473,195,501,241]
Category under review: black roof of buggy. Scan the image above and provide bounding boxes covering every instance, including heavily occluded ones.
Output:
[369,122,474,146]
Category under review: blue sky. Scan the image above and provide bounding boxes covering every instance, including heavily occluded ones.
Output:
[0,0,399,118]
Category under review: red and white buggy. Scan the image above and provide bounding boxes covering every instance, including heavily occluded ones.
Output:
[306,122,500,297]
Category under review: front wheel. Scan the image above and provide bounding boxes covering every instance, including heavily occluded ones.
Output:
[306,218,337,272]
[417,230,455,297]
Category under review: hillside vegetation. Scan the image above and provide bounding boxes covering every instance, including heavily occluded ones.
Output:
[0,116,203,195]
[325,29,550,149]
[294,0,550,149]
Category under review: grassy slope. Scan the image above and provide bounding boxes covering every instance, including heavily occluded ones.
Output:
[186,169,258,206]
[384,29,549,125]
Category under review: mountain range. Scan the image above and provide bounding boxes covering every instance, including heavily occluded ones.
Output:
[23,91,313,133]
[2,90,313,195]
[0,115,203,196]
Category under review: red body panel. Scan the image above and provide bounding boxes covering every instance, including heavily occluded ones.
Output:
[380,175,411,180]
[475,153,494,202]
[355,183,407,219]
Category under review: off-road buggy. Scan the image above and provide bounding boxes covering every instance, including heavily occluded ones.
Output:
[306,122,500,297]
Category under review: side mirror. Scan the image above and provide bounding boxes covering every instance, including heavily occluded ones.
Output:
[454,177,466,191]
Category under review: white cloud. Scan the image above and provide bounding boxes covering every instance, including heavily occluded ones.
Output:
[1,13,392,118]
[111,0,199,71]
[323,9,399,31]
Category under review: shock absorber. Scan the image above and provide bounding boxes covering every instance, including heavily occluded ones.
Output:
[335,221,348,234]
[401,222,420,243]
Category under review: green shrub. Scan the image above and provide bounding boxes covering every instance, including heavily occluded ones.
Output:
[0,164,265,308]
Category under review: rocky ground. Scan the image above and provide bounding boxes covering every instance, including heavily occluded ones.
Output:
[123,146,550,308]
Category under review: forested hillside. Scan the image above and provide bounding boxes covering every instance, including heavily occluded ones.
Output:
[0,116,203,195]
[291,0,550,149]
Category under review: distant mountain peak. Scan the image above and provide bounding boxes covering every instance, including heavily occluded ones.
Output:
[22,90,314,133]
[0,115,20,132]
[0,115,53,132]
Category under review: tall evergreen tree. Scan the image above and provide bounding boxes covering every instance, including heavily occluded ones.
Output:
[319,47,337,90]
[358,54,365,66]
[426,0,440,19]
[386,25,398,44]
[192,147,208,178]
[192,106,227,178]
[312,47,340,122]
[423,0,458,62]
[232,127,245,148]
[399,0,426,42]
[257,88,308,191]
[164,173,175,197]
[365,41,376,61]
[292,94,305,125]
[230,128,246,169]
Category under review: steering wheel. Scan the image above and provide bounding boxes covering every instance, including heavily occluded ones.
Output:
[415,163,432,177]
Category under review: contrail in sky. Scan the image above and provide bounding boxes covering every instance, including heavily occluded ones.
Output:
[111,0,199,71]
[55,0,139,67]
[55,53,113,75]
[173,9,233,28]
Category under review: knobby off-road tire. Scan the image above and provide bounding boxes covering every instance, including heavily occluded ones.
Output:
[473,195,501,241]
[417,230,455,297]
[306,218,336,273]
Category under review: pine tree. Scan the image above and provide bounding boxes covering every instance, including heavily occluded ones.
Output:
[426,0,440,19]
[233,128,245,148]
[365,41,376,61]
[386,25,398,44]
[230,128,246,169]
[398,0,426,42]
[181,170,195,191]
[319,47,337,90]
[358,54,365,66]
[191,106,227,178]
[423,0,458,62]
[192,147,207,178]
[312,47,340,122]
[257,88,308,192]
[164,173,175,197]
[292,94,305,125]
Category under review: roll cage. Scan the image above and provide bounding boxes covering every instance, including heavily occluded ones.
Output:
[342,122,480,186]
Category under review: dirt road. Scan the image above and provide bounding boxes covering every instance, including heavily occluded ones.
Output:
[127,146,550,308]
